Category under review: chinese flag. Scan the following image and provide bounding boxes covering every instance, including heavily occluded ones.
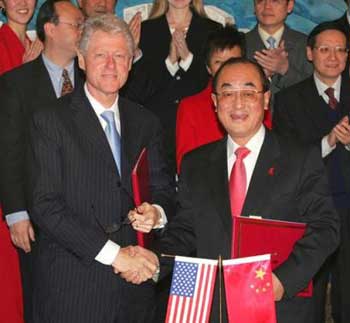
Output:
[223,254,276,323]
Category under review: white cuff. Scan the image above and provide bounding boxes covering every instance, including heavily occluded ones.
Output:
[152,204,167,229]
[321,135,336,158]
[95,240,120,265]
[179,52,193,71]
[165,57,179,76]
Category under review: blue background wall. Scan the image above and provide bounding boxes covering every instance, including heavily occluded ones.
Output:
[0,0,347,34]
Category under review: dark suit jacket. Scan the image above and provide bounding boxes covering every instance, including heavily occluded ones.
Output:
[245,24,313,98]
[273,76,350,206]
[27,87,175,322]
[156,131,339,323]
[123,12,219,172]
[0,55,84,216]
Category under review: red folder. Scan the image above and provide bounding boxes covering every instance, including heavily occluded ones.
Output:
[232,216,313,297]
[131,148,153,247]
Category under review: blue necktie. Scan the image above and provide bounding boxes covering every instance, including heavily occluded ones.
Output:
[101,110,121,174]
[266,36,276,49]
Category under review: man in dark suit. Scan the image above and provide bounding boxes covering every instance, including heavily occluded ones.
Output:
[126,58,339,323]
[274,22,350,323]
[245,0,312,108]
[0,1,84,321]
[27,14,174,323]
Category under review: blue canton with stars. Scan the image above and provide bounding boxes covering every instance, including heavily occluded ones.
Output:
[170,261,199,297]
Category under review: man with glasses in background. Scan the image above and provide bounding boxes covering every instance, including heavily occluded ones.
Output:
[274,21,350,323]
[245,0,312,111]
[0,1,84,321]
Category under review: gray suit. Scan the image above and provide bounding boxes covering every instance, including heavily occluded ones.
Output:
[245,24,313,109]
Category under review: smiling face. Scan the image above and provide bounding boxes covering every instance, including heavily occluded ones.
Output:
[307,29,348,86]
[212,63,270,145]
[254,0,294,34]
[78,30,132,107]
[77,0,116,17]
[0,0,36,26]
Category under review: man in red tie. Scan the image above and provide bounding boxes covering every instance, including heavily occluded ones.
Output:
[135,57,339,323]
[274,21,350,323]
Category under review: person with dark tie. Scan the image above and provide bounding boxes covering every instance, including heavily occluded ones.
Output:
[245,0,312,110]
[0,1,84,322]
[273,21,350,323]
[27,13,173,323]
[125,57,339,323]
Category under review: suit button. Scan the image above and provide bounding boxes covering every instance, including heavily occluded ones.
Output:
[116,182,121,187]
[174,99,179,104]
[176,75,181,80]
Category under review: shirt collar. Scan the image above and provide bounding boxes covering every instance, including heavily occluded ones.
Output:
[258,24,285,48]
[227,125,266,159]
[313,73,342,101]
[84,83,120,120]
[41,53,74,82]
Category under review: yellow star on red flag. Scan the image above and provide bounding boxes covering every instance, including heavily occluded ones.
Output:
[255,267,266,280]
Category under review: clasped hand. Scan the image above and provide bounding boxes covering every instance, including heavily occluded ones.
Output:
[112,246,159,285]
[254,40,289,77]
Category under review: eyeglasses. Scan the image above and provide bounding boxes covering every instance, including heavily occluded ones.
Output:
[255,0,286,5]
[58,21,84,29]
[313,46,349,56]
[214,89,265,103]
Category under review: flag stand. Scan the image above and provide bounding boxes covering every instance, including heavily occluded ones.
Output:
[219,255,222,323]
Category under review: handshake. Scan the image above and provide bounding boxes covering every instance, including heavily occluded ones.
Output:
[112,246,159,284]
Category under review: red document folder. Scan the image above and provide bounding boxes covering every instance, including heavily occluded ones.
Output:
[131,148,152,247]
[232,216,313,297]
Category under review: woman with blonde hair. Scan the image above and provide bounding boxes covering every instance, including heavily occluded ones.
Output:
[124,0,219,176]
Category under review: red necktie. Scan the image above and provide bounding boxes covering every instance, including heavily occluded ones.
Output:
[229,147,250,217]
[325,87,338,109]
[230,147,250,257]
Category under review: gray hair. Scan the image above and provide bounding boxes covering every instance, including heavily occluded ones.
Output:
[78,14,135,56]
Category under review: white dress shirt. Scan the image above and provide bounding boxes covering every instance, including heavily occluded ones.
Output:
[313,74,342,158]
[258,25,284,49]
[83,84,167,265]
[227,126,266,192]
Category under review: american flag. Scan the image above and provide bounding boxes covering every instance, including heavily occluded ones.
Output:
[165,256,218,323]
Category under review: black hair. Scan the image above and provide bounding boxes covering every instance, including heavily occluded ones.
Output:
[205,25,246,66]
[307,21,349,49]
[36,0,69,42]
[212,57,270,93]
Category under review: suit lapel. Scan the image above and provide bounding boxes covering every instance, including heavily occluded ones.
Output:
[32,56,57,102]
[70,88,119,175]
[242,131,280,216]
[207,139,232,236]
[300,77,332,133]
[118,98,144,191]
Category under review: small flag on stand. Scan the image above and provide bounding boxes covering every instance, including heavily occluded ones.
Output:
[223,254,276,323]
[165,256,218,323]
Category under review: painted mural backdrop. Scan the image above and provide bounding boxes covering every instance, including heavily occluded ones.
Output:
[0,0,348,35]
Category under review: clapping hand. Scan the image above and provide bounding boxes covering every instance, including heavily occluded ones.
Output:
[254,40,289,77]
[172,29,191,61]
[334,116,350,146]
[128,12,142,55]
[23,38,43,64]
[113,246,159,284]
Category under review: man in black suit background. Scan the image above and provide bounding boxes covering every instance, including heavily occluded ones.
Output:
[28,13,173,323]
[0,1,84,321]
[274,22,350,323]
[125,57,339,323]
[245,0,312,110]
